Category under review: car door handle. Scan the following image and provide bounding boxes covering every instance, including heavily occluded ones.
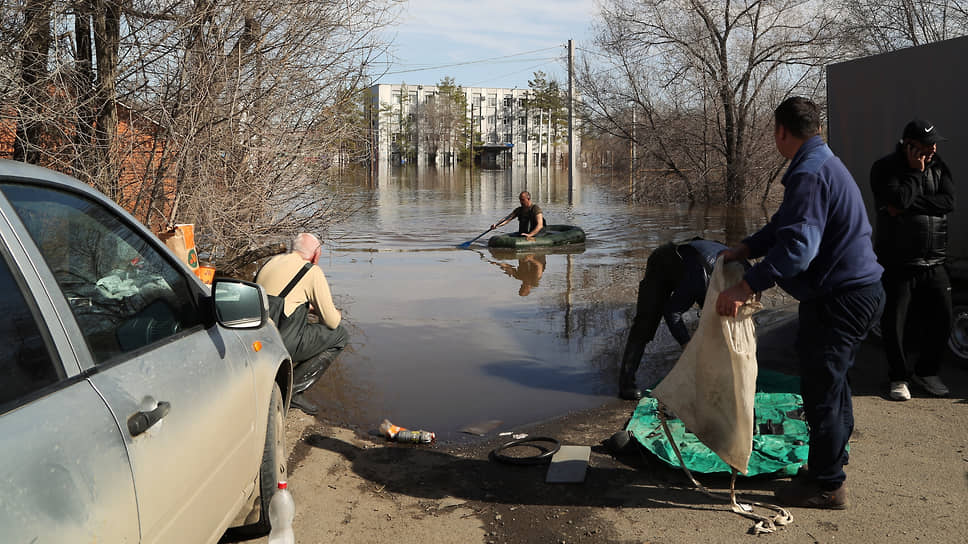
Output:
[127,401,171,437]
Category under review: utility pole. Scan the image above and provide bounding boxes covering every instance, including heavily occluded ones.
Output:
[630,105,636,198]
[546,109,551,173]
[415,85,422,167]
[568,39,575,198]
[538,109,544,171]
[467,102,474,170]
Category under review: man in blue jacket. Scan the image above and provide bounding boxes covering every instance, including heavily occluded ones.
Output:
[717,97,885,509]
[618,238,727,400]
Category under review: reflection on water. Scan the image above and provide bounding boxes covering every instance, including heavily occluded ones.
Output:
[489,252,546,297]
[306,166,783,443]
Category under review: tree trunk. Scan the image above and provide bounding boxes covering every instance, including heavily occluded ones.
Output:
[13,0,52,164]
[73,1,95,181]
[93,0,122,201]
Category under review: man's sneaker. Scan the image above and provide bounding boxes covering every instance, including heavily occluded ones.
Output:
[889,381,911,401]
[775,479,848,510]
[912,375,949,397]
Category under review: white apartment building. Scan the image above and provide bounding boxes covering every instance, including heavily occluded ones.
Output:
[369,83,575,167]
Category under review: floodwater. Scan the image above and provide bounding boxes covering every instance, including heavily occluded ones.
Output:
[305,166,785,443]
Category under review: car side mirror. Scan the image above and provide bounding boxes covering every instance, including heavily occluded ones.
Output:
[211,279,268,329]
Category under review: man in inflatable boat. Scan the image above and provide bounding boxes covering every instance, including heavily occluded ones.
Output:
[491,190,545,240]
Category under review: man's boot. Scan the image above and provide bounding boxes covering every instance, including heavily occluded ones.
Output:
[292,352,335,393]
[618,351,643,401]
[290,393,319,416]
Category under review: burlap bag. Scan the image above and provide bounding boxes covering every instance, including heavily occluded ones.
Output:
[652,256,761,474]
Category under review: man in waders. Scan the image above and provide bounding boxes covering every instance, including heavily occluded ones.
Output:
[257,233,349,415]
[618,238,729,400]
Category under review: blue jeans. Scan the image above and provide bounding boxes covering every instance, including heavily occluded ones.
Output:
[796,281,885,489]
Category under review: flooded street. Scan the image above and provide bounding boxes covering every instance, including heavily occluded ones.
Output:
[305,166,778,442]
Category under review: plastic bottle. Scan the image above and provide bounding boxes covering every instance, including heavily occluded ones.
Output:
[379,418,404,439]
[396,429,436,444]
[379,419,435,443]
[267,481,295,544]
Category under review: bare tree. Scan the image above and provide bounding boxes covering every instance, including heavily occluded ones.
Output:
[528,71,567,163]
[1,0,399,274]
[838,0,968,55]
[417,77,467,166]
[582,0,839,204]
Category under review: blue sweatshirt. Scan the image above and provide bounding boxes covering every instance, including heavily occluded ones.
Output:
[743,136,883,301]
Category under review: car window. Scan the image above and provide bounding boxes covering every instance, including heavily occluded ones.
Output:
[0,183,202,365]
[0,249,62,409]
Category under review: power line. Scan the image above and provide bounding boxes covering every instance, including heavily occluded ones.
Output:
[383,46,563,76]
[466,60,561,88]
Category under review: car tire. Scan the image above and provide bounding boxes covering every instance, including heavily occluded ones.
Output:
[220,382,287,541]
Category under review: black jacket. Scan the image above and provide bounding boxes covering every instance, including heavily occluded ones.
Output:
[870,145,955,267]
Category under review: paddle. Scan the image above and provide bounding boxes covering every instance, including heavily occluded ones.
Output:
[459,212,513,248]
[458,227,493,249]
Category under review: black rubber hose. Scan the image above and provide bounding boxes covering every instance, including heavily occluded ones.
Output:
[489,436,561,465]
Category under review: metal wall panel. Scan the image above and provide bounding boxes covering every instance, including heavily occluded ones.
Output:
[827,36,968,267]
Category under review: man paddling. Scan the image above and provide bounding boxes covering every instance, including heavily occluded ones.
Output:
[492,191,545,240]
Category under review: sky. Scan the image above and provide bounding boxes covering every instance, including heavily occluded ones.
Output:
[373,0,601,90]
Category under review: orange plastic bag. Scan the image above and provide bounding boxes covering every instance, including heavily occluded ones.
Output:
[158,224,199,270]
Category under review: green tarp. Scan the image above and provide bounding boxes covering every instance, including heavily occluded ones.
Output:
[627,370,812,477]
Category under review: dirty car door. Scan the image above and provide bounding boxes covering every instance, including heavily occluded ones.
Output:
[0,182,259,544]
[0,220,139,542]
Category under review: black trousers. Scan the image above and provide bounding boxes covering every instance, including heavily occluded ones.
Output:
[280,303,350,394]
[620,243,684,379]
[797,281,884,489]
[291,322,349,393]
[880,265,952,382]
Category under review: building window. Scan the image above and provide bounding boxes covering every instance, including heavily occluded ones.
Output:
[488,115,495,125]
[475,94,483,105]
[488,94,497,107]
[504,133,512,143]
[504,96,513,107]
[518,116,527,126]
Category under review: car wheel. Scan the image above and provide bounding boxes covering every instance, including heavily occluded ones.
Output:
[220,382,287,541]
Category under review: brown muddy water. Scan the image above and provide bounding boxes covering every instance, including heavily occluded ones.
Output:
[304,166,791,443]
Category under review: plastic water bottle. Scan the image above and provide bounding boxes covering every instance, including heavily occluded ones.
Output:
[379,419,435,443]
[267,481,295,544]
[396,429,436,443]
[379,418,403,439]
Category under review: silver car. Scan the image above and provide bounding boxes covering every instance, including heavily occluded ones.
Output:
[0,160,292,542]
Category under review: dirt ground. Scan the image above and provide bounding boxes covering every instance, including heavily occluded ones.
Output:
[255,321,968,544]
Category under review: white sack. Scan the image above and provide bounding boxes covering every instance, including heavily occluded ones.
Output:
[651,256,761,474]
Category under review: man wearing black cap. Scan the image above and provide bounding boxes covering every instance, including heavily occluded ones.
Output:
[871,119,955,401]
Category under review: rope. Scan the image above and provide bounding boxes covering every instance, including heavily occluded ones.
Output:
[657,402,794,535]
